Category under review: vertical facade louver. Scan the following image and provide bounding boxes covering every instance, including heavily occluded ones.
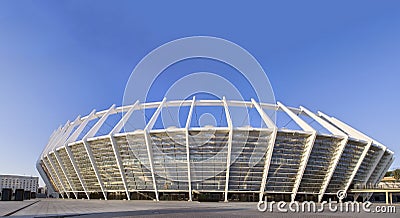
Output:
[37,99,394,202]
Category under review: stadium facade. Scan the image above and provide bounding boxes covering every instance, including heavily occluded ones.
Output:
[37,98,394,202]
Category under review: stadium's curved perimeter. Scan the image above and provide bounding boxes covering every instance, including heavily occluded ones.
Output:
[37,98,394,202]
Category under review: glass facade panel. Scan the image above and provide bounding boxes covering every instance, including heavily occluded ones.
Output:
[117,135,154,191]
[265,132,308,192]
[351,145,380,186]
[88,139,124,191]
[43,157,63,193]
[298,135,342,193]
[49,153,72,192]
[367,151,391,184]
[58,148,84,191]
[41,160,60,192]
[151,131,189,191]
[190,130,228,191]
[228,130,270,191]
[325,140,365,193]
[69,143,100,192]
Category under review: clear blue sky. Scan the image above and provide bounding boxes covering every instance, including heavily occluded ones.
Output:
[0,1,399,187]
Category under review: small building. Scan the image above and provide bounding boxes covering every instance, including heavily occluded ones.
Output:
[369,176,400,203]
[37,186,48,198]
[0,175,39,200]
[378,176,400,188]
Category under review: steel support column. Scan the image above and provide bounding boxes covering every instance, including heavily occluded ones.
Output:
[252,99,277,202]
[54,151,78,199]
[81,105,117,200]
[108,101,140,200]
[47,154,71,198]
[222,97,233,202]
[50,117,83,199]
[278,103,318,201]
[62,110,98,199]
[184,97,196,201]
[65,145,90,199]
[143,98,166,201]
[82,141,107,200]
[109,136,131,200]
[43,158,66,199]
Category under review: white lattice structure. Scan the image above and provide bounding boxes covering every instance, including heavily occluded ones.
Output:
[37,99,394,202]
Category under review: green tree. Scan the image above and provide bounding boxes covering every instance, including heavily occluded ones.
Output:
[394,169,400,181]
[385,171,393,177]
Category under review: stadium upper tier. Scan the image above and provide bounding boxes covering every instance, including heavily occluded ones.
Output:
[37,98,394,202]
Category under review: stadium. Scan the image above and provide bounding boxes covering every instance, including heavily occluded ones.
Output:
[37,98,394,202]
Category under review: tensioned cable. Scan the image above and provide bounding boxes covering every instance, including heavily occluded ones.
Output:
[240,111,250,126]
[165,106,177,127]
[219,107,224,127]
[194,107,199,127]
[307,119,316,126]
[282,118,294,128]
[316,126,325,133]
[93,117,118,135]
[80,119,97,138]
[140,108,152,127]
[240,109,249,127]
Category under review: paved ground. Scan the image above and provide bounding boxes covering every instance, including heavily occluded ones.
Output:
[0,199,398,217]
[0,200,39,216]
